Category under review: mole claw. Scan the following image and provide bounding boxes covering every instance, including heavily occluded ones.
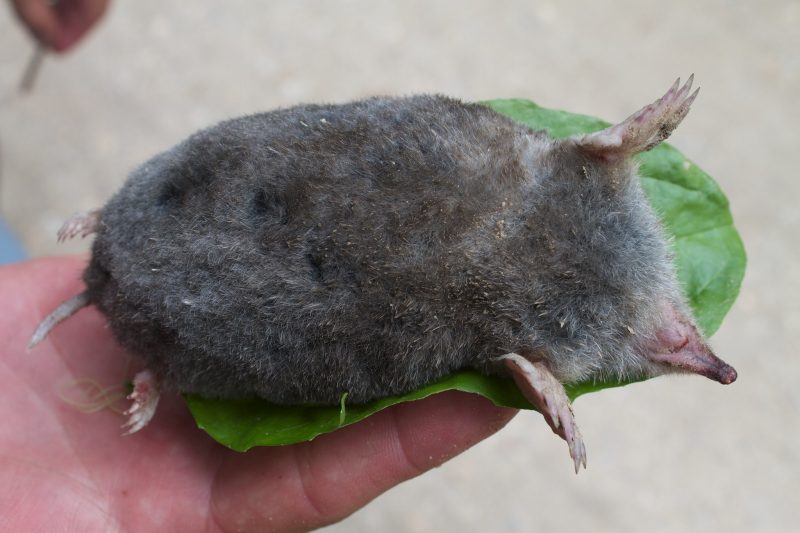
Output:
[56,210,99,243]
[499,353,588,472]
[121,370,160,435]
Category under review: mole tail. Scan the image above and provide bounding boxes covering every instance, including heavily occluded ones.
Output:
[28,291,91,349]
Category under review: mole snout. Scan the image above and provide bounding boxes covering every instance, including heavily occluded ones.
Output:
[642,303,737,385]
[717,365,738,385]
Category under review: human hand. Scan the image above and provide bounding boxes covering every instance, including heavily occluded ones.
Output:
[1,256,516,531]
[9,0,109,52]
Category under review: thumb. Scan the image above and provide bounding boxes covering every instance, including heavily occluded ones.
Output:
[210,391,517,532]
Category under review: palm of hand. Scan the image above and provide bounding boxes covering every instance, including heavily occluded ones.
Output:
[1,257,515,532]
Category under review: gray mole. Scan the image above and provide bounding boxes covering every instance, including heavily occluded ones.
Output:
[86,90,734,402]
[33,78,737,469]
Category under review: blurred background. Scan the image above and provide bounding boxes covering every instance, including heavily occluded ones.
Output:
[1,0,798,531]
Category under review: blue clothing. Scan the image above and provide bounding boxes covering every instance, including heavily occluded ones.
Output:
[0,218,26,264]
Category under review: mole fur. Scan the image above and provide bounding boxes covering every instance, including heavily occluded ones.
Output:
[82,94,686,404]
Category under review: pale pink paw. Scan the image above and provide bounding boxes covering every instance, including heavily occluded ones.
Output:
[123,370,160,435]
[576,75,700,161]
[57,210,100,243]
[498,353,587,473]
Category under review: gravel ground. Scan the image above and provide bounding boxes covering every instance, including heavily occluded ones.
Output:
[1,1,798,531]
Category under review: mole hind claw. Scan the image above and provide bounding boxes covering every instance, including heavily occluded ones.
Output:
[57,209,100,243]
[122,370,160,435]
[498,353,587,473]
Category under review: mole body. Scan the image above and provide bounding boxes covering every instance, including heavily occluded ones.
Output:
[33,77,737,472]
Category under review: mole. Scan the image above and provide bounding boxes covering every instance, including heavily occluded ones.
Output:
[30,76,737,472]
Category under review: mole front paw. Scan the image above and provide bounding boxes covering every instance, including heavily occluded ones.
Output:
[123,370,160,435]
[57,209,100,243]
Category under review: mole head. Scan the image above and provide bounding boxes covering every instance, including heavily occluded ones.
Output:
[525,76,736,385]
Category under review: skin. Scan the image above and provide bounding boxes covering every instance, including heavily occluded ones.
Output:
[1,256,516,532]
[9,0,109,52]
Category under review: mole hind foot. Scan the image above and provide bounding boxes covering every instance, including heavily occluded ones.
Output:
[498,353,587,473]
[123,370,160,435]
[57,209,100,243]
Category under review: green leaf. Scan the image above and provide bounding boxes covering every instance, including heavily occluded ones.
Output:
[187,371,532,451]
[185,99,746,451]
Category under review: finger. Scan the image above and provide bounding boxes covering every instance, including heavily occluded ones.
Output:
[53,0,110,51]
[10,0,65,49]
[210,391,517,532]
